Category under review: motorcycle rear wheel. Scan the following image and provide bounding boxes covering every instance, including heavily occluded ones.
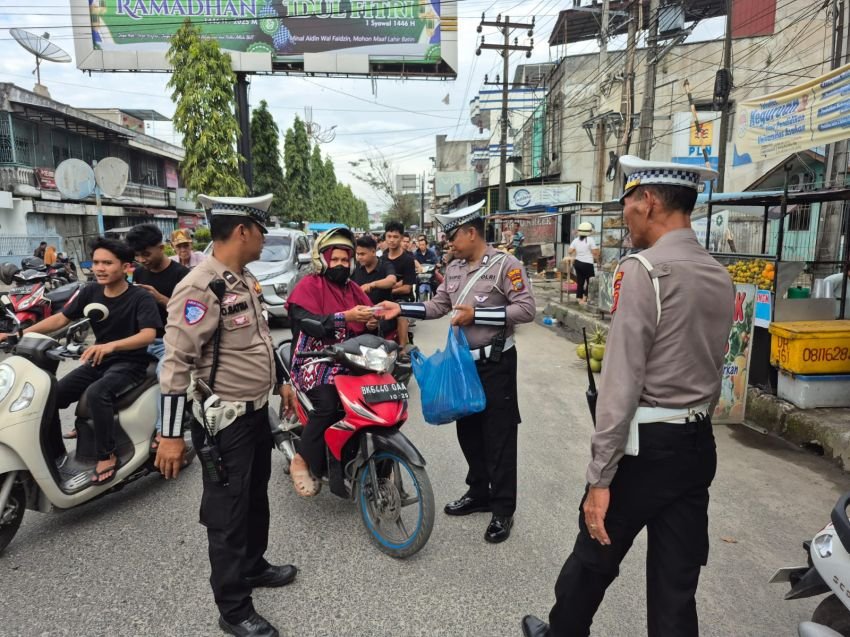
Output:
[0,477,25,555]
[813,594,850,636]
[355,452,434,559]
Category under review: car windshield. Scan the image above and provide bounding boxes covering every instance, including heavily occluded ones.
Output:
[260,235,292,262]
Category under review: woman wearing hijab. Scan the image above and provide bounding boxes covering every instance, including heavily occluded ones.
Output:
[568,222,600,305]
[283,228,375,496]
[44,245,58,266]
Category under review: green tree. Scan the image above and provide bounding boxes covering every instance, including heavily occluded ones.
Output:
[309,145,330,221]
[167,19,246,197]
[250,99,284,215]
[282,116,311,223]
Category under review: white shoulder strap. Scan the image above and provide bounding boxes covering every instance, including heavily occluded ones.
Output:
[456,252,507,307]
[618,253,661,327]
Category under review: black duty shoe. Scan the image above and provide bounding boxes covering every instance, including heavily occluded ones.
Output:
[444,495,492,516]
[244,564,298,589]
[521,615,550,637]
[218,612,279,637]
[484,514,513,543]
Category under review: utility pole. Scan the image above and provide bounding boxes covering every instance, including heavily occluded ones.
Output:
[611,0,638,199]
[234,72,253,190]
[715,0,733,192]
[637,0,660,159]
[594,0,610,202]
[477,14,535,212]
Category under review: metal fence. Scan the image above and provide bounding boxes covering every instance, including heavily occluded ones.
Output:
[0,234,63,263]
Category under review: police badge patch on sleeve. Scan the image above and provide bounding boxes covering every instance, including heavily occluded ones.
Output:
[611,271,625,313]
[507,268,524,291]
[184,299,208,325]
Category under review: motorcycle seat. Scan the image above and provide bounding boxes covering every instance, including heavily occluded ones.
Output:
[46,283,79,305]
[75,360,159,419]
[276,339,292,374]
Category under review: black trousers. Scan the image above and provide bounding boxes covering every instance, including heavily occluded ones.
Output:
[191,409,273,623]
[456,347,520,517]
[548,419,717,637]
[297,384,343,476]
[573,261,595,300]
[52,360,148,461]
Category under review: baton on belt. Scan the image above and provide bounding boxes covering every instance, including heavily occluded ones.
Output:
[582,327,598,428]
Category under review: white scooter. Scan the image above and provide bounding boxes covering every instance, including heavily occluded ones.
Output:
[771,492,850,636]
[0,299,193,554]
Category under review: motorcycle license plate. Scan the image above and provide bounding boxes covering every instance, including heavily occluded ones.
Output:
[362,383,409,404]
[9,285,33,295]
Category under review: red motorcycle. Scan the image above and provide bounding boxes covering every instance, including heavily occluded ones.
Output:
[0,271,86,338]
[273,320,434,559]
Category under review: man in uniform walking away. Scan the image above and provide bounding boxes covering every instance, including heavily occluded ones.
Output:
[155,194,296,637]
[521,157,735,637]
[380,200,535,543]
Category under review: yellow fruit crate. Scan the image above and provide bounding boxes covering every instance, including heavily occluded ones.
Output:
[769,321,850,374]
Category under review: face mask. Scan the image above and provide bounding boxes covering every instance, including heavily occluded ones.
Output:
[325,265,350,285]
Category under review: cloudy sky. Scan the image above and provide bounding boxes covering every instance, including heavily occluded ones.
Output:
[0,1,721,213]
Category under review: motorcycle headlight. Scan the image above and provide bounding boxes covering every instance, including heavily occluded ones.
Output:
[18,295,35,311]
[273,282,288,297]
[10,382,34,412]
[0,364,15,404]
[814,533,834,559]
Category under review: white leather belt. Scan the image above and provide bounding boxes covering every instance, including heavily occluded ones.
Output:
[634,402,712,425]
[470,336,515,362]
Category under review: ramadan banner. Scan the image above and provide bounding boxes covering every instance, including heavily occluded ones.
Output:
[87,0,444,61]
[734,61,850,166]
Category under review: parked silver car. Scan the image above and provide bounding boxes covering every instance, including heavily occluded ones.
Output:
[204,228,312,323]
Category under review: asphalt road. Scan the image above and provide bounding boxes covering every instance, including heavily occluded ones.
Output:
[0,315,846,636]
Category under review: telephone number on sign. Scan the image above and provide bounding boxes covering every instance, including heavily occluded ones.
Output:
[802,346,850,362]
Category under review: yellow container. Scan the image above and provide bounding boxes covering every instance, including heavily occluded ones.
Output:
[769,320,850,374]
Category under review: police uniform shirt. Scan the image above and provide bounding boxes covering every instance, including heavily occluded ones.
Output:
[399,246,536,349]
[159,255,277,438]
[587,228,734,487]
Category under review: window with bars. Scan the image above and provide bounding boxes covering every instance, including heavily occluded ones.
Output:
[0,115,12,164]
[789,204,812,231]
[12,118,35,167]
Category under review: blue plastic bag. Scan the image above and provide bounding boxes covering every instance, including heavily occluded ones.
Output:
[410,326,486,425]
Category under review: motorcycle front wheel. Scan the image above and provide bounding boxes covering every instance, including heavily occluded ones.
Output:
[355,451,434,559]
[812,594,850,636]
[0,475,25,555]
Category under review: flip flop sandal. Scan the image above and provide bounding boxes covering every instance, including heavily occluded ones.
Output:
[63,429,78,439]
[90,456,121,486]
[290,466,321,497]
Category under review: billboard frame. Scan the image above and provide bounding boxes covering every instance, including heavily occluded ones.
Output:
[70,0,458,79]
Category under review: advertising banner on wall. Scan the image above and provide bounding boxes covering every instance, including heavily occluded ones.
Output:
[73,0,457,76]
[713,283,756,424]
[734,61,850,166]
[508,183,579,210]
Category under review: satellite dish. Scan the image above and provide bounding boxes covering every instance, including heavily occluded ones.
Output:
[55,159,96,200]
[10,29,71,92]
[94,158,129,198]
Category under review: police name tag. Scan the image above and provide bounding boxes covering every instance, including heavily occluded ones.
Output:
[362,383,409,404]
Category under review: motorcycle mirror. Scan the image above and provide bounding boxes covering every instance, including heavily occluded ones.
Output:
[83,302,109,323]
[299,318,325,339]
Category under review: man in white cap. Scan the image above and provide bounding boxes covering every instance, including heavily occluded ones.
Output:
[155,194,295,637]
[522,156,734,636]
[380,200,536,543]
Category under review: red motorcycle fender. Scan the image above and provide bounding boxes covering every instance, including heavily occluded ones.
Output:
[362,429,426,469]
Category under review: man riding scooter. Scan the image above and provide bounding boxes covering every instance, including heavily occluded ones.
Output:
[0,237,160,484]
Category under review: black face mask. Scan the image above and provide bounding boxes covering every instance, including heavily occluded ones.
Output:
[325,265,350,285]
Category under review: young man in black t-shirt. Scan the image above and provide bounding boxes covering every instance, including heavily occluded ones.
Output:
[382,221,417,347]
[0,238,161,483]
[352,235,397,334]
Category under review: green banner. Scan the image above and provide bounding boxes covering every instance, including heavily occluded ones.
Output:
[88,0,443,62]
